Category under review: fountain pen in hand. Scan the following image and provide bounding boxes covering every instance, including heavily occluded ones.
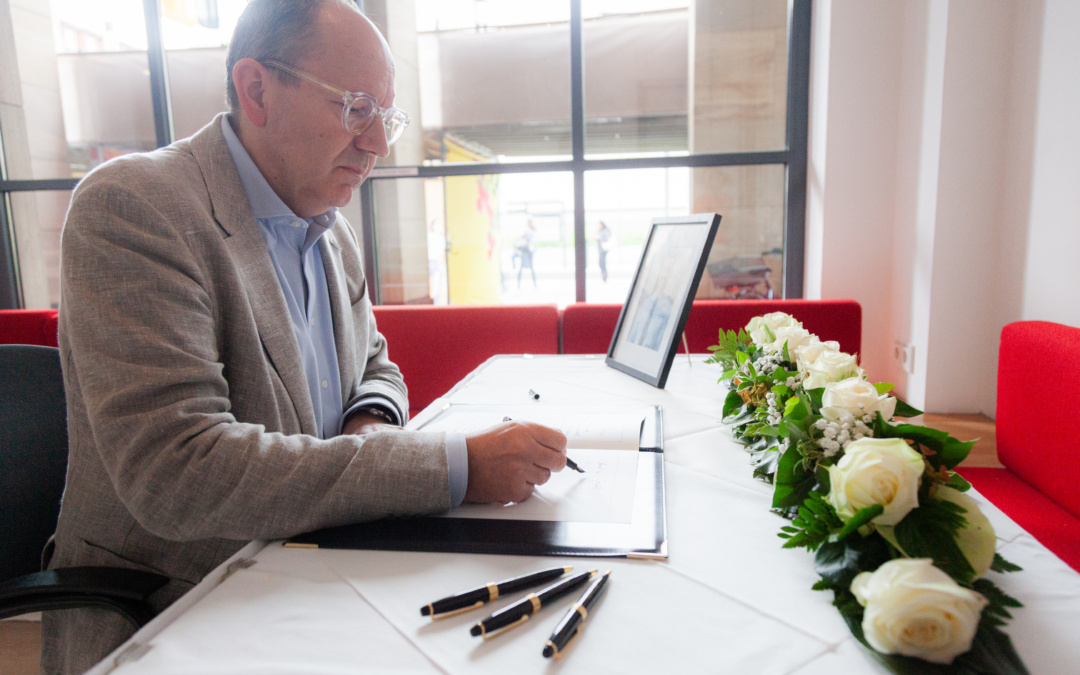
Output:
[470,569,597,638]
[420,566,572,619]
[543,570,612,658]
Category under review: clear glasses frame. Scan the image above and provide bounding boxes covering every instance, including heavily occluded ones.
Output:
[262,60,411,145]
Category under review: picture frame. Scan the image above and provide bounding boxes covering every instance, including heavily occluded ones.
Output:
[606,213,722,388]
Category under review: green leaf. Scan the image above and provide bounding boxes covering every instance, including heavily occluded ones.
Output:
[829,504,884,543]
[947,472,973,492]
[874,382,896,394]
[893,500,976,584]
[814,534,892,589]
[772,446,818,511]
[990,553,1023,574]
[892,397,924,418]
[736,351,748,366]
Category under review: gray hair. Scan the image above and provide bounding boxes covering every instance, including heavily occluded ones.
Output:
[225,0,362,113]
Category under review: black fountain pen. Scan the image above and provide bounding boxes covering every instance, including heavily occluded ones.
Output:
[543,570,611,658]
[470,570,598,639]
[421,566,572,619]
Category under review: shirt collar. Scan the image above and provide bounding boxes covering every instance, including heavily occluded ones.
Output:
[220,115,338,233]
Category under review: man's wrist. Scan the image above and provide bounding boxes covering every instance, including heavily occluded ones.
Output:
[353,405,397,426]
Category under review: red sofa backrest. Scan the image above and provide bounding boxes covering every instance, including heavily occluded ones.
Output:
[372,304,560,417]
[0,309,60,348]
[561,299,862,357]
[997,321,1080,519]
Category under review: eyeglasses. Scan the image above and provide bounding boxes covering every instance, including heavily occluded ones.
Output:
[262,60,411,145]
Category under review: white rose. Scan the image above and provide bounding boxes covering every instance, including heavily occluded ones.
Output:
[803,350,864,390]
[851,559,988,664]
[795,339,840,372]
[746,312,800,347]
[769,323,815,356]
[828,437,924,526]
[820,377,896,422]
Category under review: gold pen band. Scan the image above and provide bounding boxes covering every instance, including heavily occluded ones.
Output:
[527,593,541,613]
[486,582,499,601]
[572,602,588,622]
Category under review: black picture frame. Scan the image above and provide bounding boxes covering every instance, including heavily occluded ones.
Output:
[605,213,722,388]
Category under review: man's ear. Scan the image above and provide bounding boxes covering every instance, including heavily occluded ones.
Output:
[232,58,269,127]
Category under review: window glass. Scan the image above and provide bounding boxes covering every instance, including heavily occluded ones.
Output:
[372,170,576,307]
[1,0,155,179]
[582,0,788,158]
[369,0,572,168]
[159,0,249,140]
[585,164,785,303]
[10,190,73,308]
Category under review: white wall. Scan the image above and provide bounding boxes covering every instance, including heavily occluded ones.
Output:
[808,0,1077,417]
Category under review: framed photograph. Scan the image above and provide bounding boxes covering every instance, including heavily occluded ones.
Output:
[606,213,722,388]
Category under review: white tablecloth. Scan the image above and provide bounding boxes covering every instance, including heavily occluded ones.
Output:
[90,356,1080,674]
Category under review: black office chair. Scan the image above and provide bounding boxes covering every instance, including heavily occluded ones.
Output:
[0,344,167,628]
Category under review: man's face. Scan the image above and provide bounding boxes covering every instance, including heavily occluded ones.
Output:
[262,5,395,218]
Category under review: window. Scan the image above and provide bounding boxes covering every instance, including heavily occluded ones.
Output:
[0,0,809,310]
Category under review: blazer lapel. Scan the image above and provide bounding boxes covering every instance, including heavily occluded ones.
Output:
[189,114,318,435]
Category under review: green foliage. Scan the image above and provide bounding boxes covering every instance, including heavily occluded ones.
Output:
[706,328,752,370]
[894,499,976,585]
[873,417,976,471]
[990,553,1023,574]
[972,578,1024,628]
[947,471,974,492]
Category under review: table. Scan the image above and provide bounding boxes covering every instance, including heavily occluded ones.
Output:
[88,356,1080,674]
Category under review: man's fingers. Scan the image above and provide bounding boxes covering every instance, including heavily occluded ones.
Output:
[515,421,567,452]
[524,464,552,487]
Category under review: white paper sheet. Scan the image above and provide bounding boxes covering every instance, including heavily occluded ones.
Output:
[420,404,648,523]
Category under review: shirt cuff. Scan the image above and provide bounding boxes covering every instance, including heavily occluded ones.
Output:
[446,432,468,508]
[339,395,403,435]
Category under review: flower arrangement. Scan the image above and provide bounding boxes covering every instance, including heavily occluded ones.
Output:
[708,312,1028,673]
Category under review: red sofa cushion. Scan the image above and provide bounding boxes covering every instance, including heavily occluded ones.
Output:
[372,305,560,417]
[960,467,1080,572]
[996,321,1080,519]
[0,309,59,348]
[561,299,862,356]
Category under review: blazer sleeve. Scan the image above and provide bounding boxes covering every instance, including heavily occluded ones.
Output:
[59,169,452,542]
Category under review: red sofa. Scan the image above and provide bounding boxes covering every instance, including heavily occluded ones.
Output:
[960,321,1080,571]
[0,309,59,348]
[561,299,862,356]
[372,304,561,417]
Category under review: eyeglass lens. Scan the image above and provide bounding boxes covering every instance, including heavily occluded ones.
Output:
[345,96,407,145]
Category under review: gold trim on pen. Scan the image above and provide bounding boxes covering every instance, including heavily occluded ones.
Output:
[429,600,483,620]
[572,602,588,622]
[282,542,319,549]
[545,640,561,658]
[527,593,541,613]
[486,582,499,601]
[480,614,530,639]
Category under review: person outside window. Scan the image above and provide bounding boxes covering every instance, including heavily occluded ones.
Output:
[516,219,538,289]
[598,220,613,282]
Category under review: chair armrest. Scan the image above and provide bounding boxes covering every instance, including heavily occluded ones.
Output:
[0,567,170,628]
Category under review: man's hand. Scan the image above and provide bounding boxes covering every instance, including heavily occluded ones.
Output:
[464,420,568,504]
[341,411,402,436]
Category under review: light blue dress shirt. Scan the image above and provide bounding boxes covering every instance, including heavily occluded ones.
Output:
[220,116,467,505]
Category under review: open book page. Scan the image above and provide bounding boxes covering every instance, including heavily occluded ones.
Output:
[419,405,644,450]
[420,404,651,523]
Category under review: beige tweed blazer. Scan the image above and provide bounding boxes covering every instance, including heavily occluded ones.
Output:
[43,114,450,673]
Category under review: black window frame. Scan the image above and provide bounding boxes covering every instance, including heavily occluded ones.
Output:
[0,0,810,309]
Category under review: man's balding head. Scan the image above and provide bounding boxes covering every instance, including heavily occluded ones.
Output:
[225,0,370,113]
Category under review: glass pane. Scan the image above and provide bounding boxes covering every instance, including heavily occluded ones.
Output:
[370,0,571,168]
[2,0,155,179]
[160,1,249,140]
[585,164,784,303]
[582,0,788,158]
[372,171,576,307]
[10,190,74,308]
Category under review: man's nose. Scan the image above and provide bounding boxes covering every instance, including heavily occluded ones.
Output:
[355,120,390,158]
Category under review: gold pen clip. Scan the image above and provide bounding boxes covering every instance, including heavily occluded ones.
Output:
[430,600,484,620]
[480,613,530,640]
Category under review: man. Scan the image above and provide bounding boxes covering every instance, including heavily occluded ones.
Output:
[43,1,567,671]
